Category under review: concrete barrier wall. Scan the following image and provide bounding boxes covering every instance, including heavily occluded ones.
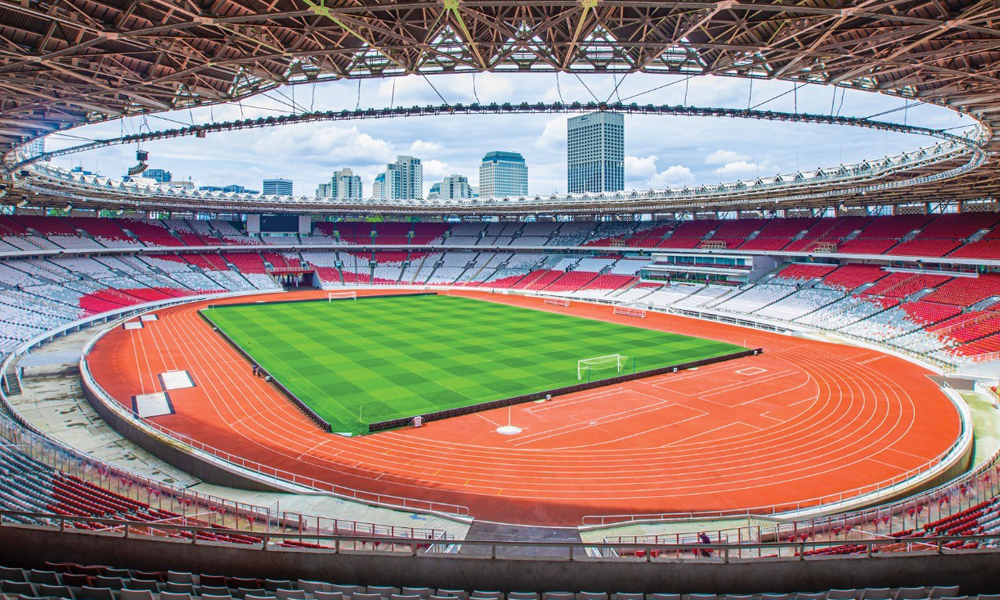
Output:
[80,381,283,493]
[2,527,999,595]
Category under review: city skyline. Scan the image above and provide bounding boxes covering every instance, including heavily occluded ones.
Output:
[145,150,528,200]
[55,73,972,200]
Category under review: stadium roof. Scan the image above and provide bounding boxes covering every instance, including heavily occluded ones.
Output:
[2,0,1000,211]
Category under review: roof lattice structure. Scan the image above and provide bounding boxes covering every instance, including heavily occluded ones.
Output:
[2,0,1000,211]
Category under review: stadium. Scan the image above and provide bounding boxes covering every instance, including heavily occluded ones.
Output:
[2,0,1000,596]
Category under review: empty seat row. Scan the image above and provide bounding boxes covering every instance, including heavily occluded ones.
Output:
[0,567,981,600]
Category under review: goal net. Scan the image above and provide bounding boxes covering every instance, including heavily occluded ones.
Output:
[578,354,629,380]
[328,291,357,301]
[544,298,570,307]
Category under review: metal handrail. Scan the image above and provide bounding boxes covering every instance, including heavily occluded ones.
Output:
[75,287,968,526]
[0,292,458,539]
[0,278,984,532]
[3,510,998,561]
[578,301,988,527]
[0,416,450,543]
[78,318,471,518]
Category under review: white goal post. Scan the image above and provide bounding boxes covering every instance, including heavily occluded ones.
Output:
[578,354,629,380]
[544,297,571,307]
[614,305,646,318]
[328,291,357,301]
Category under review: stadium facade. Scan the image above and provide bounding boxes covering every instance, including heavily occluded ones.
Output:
[4,0,1000,593]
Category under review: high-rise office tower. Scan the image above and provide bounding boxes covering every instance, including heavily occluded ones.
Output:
[387,156,423,200]
[567,112,624,194]
[438,174,474,200]
[316,168,363,199]
[263,178,293,195]
[479,151,528,198]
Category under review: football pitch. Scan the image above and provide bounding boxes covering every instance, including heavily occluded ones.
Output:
[202,294,744,435]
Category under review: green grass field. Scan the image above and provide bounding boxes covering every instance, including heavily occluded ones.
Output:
[202,294,743,435]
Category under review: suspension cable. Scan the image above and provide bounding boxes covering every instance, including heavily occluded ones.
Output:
[422,74,449,105]
[573,72,601,103]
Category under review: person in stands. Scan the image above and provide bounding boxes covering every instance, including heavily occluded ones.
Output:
[699,531,712,558]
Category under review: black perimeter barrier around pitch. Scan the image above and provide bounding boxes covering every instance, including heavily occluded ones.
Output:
[369,347,764,433]
[207,291,438,310]
[196,292,439,434]
[197,309,333,433]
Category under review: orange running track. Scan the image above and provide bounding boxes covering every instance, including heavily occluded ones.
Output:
[87,289,962,526]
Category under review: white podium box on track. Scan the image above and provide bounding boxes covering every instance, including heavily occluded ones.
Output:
[159,370,195,390]
[134,392,173,418]
[140,314,159,322]
[123,321,143,330]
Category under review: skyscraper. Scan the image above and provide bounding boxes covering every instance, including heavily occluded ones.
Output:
[377,156,423,201]
[263,178,293,195]
[145,169,172,184]
[372,173,386,200]
[479,151,528,198]
[316,168,363,199]
[438,174,474,200]
[567,112,624,194]
[198,184,259,194]
[336,168,363,199]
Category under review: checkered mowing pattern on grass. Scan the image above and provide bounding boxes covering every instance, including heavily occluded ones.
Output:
[202,295,742,435]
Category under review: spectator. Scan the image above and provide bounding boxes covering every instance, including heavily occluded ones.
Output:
[699,531,712,558]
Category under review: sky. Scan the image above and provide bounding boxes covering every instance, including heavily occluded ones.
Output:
[45,72,976,198]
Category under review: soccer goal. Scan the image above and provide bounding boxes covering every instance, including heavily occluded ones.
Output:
[578,354,629,380]
[328,291,357,302]
[544,297,571,307]
[614,305,646,318]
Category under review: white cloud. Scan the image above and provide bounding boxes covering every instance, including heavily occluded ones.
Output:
[713,157,778,179]
[375,76,442,105]
[50,72,970,196]
[625,155,659,180]
[714,160,760,178]
[623,155,694,189]
[472,72,516,101]
[650,165,695,188]
[422,159,451,182]
[251,124,395,166]
[534,115,569,151]
[409,140,443,154]
[705,149,750,165]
